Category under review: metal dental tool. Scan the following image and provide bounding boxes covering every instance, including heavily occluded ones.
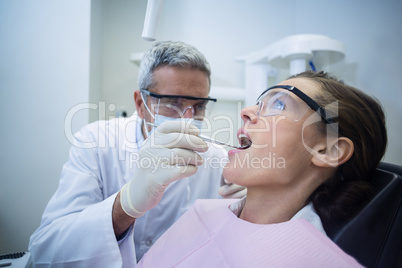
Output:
[197,135,250,149]
[145,122,251,149]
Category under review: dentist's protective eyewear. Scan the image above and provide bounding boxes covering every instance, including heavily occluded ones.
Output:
[141,89,217,118]
[256,85,335,123]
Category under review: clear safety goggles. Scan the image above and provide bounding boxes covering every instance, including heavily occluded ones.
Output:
[256,85,335,123]
[141,89,217,119]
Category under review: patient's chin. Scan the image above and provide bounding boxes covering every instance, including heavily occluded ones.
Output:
[222,164,240,183]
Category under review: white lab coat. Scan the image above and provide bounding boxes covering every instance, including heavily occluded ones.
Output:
[28,113,226,268]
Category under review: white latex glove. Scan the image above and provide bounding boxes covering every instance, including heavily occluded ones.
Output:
[120,120,208,218]
[218,177,247,199]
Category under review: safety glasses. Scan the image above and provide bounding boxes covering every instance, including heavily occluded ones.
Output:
[256,85,335,123]
[140,89,217,119]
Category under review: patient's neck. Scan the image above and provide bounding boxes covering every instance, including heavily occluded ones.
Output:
[239,187,309,225]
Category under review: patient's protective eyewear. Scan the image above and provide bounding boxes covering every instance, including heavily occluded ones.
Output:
[140,89,217,118]
[256,85,335,123]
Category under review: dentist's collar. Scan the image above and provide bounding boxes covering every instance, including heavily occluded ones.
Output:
[121,112,144,152]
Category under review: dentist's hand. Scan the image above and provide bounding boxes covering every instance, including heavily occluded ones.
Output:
[219,177,247,199]
[120,121,208,218]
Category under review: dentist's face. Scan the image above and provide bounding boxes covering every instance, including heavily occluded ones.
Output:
[134,66,210,136]
[223,78,324,190]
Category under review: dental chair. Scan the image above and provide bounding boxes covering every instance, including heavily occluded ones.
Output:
[327,162,402,268]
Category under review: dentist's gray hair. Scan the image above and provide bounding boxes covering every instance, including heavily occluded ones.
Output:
[138,41,211,91]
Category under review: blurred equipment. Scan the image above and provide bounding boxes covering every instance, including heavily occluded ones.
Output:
[142,0,165,41]
[0,251,31,267]
[238,34,345,107]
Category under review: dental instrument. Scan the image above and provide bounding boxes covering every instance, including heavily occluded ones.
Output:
[146,123,251,149]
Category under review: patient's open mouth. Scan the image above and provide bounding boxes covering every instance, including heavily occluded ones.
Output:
[238,134,252,149]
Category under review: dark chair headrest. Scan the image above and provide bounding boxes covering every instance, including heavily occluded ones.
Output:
[328,162,402,268]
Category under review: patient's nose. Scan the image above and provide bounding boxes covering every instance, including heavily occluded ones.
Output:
[241,105,258,124]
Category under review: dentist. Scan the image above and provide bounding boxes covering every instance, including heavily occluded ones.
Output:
[29,41,245,267]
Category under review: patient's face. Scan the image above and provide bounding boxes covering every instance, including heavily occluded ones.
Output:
[223,78,324,190]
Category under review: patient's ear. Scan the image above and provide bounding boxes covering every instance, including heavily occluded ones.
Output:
[311,137,354,168]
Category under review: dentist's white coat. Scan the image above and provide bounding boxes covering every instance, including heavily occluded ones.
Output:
[28,113,226,267]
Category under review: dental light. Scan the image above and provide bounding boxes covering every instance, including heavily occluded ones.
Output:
[142,0,165,41]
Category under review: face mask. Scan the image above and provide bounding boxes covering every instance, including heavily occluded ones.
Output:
[157,114,203,129]
[144,114,203,136]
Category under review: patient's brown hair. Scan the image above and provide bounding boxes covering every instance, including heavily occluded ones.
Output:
[290,71,388,232]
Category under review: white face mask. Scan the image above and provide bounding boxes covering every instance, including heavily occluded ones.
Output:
[143,115,203,137]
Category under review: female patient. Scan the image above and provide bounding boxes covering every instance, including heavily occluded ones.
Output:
[138,71,387,267]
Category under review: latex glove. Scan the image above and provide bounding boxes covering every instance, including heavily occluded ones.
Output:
[218,177,247,199]
[120,120,208,218]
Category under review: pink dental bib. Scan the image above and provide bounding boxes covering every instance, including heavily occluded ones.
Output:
[138,199,362,267]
